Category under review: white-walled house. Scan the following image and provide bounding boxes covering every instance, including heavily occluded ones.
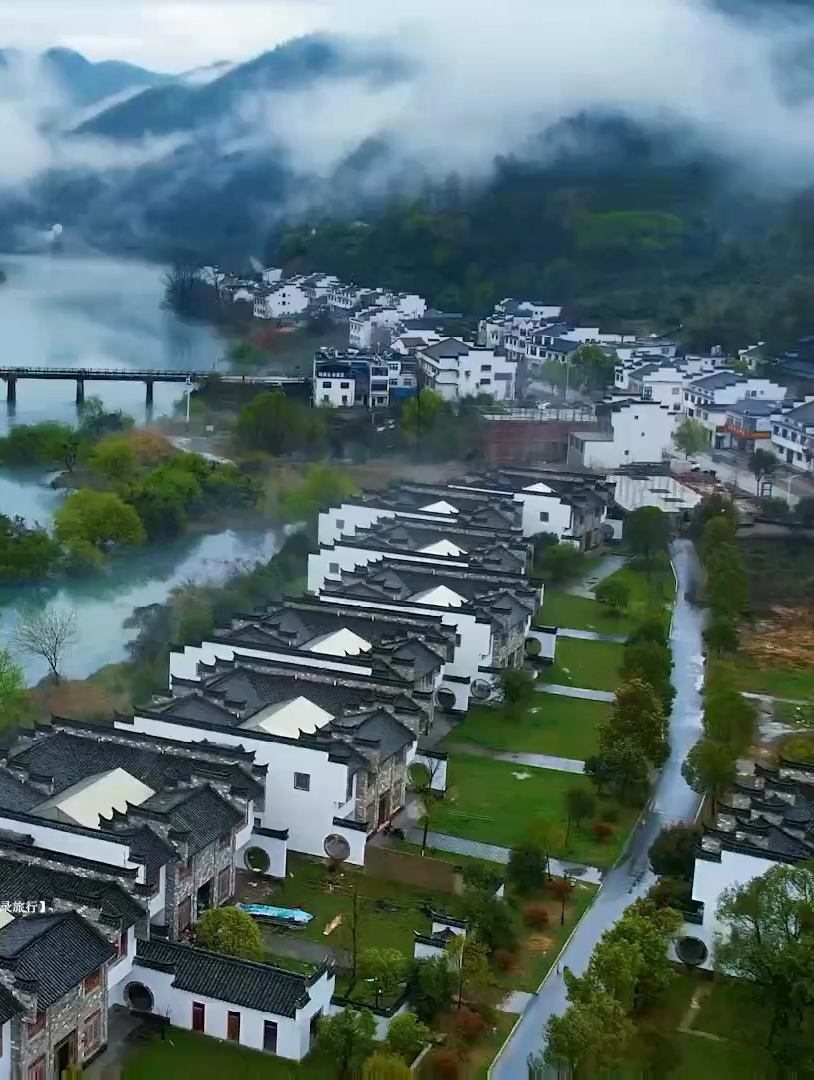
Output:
[418,340,516,402]
[254,283,309,320]
[770,398,814,471]
[119,942,334,1061]
[349,307,401,351]
[261,268,283,285]
[682,372,787,450]
[625,363,685,411]
[328,284,369,312]
[494,299,562,320]
[567,398,679,469]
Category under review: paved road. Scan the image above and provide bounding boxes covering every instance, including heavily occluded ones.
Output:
[450,742,585,774]
[536,684,615,703]
[491,539,705,1078]
[557,628,627,643]
[566,554,628,599]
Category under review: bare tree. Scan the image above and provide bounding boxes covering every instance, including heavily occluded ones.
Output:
[14,607,78,684]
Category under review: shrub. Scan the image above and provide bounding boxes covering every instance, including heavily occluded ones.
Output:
[386,1011,431,1063]
[450,1007,487,1044]
[507,843,546,894]
[493,948,516,972]
[593,821,613,842]
[524,904,550,929]
[422,1049,463,1080]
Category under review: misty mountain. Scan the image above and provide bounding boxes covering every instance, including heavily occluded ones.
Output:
[76,34,408,140]
[41,48,170,107]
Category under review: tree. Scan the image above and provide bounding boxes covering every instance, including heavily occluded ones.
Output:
[649,824,701,881]
[385,1011,430,1063]
[315,1008,376,1080]
[507,843,546,894]
[749,447,777,493]
[409,761,445,856]
[447,934,494,1007]
[234,389,325,456]
[624,506,671,576]
[564,786,596,844]
[14,606,77,683]
[672,417,709,459]
[278,464,357,523]
[358,948,404,1007]
[704,668,755,752]
[54,489,146,553]
[681,738,734,819]
[690,493,737,542]
[195,906,263,960]
[585,742,650,804]
[399,388,445,438]
[462,893,517,954]
[551,874,574,926]
[544,981,635,1078]
[703,614,739,657]
[90,434,136,480]
[602,679,667,767]
[586,901,681,1011]
[571,343,617,390]
[495,666,536,722]
[621,639,675,715]
[363,1054,411,1080]
[705,546,747,617]
[407,956,456,1023]
[627,616,669,650]
[534,541,584,584]
[594,576,630,615]
[716,864,814,1073]
[0,649,25,729]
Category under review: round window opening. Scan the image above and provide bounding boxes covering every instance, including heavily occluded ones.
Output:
[676,936,708,967]
[125,982,154,1013]
[244,846,270,874]
[525,637,541,657]
[435,688,456,713]
[471,679,493,702]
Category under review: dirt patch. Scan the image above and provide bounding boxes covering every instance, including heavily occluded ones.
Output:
[525,932,555,953]
[741,606,814,670]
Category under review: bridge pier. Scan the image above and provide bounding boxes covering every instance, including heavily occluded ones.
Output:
[5,377,15,406]
[75,379,85,406]
[145,380,154,408]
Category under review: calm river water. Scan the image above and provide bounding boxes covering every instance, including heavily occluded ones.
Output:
[0,253,281,682]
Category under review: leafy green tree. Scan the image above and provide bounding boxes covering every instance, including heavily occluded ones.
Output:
[0,515,60,583]
[649,824,701,881]
[705,545,747,617]
[358,948,405,1007]
[701,513,737,555]
[496,666,536,722]
[672,417,709,459]
[399,388,445,437]
[585,742,650,804]
[90,434,136,480]
[602,679,667,767]
[534,541,584,584]
[594,576,630,615]
[621,639,675,714]
[0,421,76,466]
[716,864,814,1074]
[681,738,734,819]
[385,1011,430,1063]
[195,906,263,960]
[54,489,146,553]
[507,843,546,894]
[571,343,616,390]
[462,893,517,954]
[0,649,25,730]
[749,447,778,492]
[362,1053,411,1080]
[564,786,596,844]
[409,760,447,856]
[407,956,456,1023]
[544,979,635,1078]
[703,614,739,656]
[624,506,671,575]
[315,1008,376,1080]
[235,389,324,456]
[627,617,669,650]
[278,464,357,523]
[447,934,494,1008]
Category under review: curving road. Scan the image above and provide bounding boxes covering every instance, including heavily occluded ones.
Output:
[491,539,706,1078]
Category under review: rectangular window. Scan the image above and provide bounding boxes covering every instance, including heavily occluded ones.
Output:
[83,970,102,994]
[27,1013,45,1037]
[539,511,549,522]
[329,562,339,574]
[340,382,350,389]
[227,1012,241,1042]
[28,1057,45,1080]
[481,365,492,372]
[218,866,231,903]
[83,1010,102,1053]
[322,381,331,389]
[179,896,192,932]
[263,1020,278,1053]
[336,518,345,530]
[346,771,355,802]
[455,633,462,647]
[294,772,311,791]
[192,1002,205,1032]
[117,932,128,959]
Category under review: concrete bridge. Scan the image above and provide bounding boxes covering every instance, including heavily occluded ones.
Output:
[0,367,309,406]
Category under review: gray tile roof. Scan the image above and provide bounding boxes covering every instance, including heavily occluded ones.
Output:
[419,338,472,360]
[726,399,776,417]
[0,911,115,1008]
[0,985,21,1024]
[0,857,145,930]
[135,939,321,1017]
[777,399,814,426]
[687,371,747,391]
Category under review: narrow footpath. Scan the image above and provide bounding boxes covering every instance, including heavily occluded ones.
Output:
[491,538,706,1077]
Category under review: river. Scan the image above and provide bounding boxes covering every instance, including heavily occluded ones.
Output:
[0,253,281,683]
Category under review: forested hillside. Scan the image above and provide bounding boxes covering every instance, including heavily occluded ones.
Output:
[271,143,814,352]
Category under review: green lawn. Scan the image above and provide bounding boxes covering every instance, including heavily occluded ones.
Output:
[122,1029,334,1080]
[238,854,463,960]
[544,637,623,692]
[509,881,598,992]
[534,590,635,635]
[433,753,639,867]
[600,562,674,623]
[730,659,814,701]
[446,694,607,761]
